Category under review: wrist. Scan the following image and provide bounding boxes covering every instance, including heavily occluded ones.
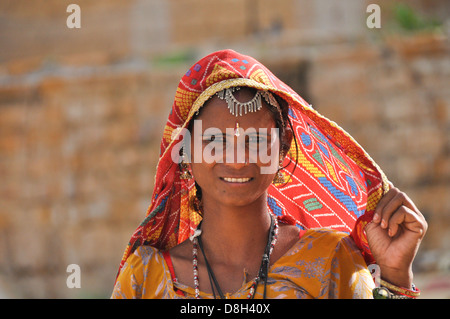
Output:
[378,265,413,289]
[379,279,420,298]
[370,263,420,299]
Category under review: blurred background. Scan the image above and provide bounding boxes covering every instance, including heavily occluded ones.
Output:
[0,0,449,298]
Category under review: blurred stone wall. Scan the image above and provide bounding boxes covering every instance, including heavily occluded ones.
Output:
[0,0,449,298]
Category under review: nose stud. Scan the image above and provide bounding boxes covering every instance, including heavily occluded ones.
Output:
[234,122,241,137]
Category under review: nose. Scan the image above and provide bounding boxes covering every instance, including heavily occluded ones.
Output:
[223,135,251,166]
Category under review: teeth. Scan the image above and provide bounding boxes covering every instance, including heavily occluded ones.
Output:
[223,177,251,183]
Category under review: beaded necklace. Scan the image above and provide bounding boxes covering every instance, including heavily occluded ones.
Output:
[191,215,279,299]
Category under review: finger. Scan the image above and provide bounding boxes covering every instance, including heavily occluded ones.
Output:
[388,205,428,238]
[386,207,407,237]
[402,194,427,231]
[400,192,421,216]
[389,187,426,225]
[373,186,397,223]
[378,190,411,229]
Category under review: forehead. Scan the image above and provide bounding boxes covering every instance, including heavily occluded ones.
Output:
[195,90,276,129]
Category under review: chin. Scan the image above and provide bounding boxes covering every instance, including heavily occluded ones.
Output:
[218,192,266,208]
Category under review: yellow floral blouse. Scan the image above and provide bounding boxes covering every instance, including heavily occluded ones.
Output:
[111,228,375,299]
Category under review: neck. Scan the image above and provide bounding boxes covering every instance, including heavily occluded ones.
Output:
[199,192,272,266]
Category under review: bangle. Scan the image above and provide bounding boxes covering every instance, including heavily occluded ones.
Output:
[379,279,420,298]
[373,287,414,299]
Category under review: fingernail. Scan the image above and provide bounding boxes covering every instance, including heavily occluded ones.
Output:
[381,220,387,229]
[373,213,380,222]
[388,229,393,237]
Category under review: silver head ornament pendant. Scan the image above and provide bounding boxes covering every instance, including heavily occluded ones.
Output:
[215,87,281,117]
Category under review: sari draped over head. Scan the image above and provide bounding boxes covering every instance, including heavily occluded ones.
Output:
[116,49,388,278]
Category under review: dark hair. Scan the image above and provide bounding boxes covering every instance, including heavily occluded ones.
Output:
[271,93,299,185]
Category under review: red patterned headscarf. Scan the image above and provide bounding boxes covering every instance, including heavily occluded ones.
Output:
[116,49,388,277]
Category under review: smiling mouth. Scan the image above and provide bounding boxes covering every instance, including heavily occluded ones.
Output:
[221,177,253,183]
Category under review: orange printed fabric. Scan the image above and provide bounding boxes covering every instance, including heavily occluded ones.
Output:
[112,229,375,299]
[115,49,389,280]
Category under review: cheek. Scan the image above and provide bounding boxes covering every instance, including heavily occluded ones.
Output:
[252,144,280,177]
[190,161,216,190]
[190,162,205,180]
[256,171,276,189]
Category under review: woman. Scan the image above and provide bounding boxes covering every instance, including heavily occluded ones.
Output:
[111,50,427,299]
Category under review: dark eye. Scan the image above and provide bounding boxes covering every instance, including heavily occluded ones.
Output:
[248,136,266,144]
[203,135,224,143]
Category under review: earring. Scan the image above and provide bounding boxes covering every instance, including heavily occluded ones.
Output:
[272,170,285,185]
[272,158,286,184]
[180,162,193,180]
[179,145,193,180]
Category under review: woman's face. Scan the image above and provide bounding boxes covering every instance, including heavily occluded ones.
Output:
[189,89,280,208]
